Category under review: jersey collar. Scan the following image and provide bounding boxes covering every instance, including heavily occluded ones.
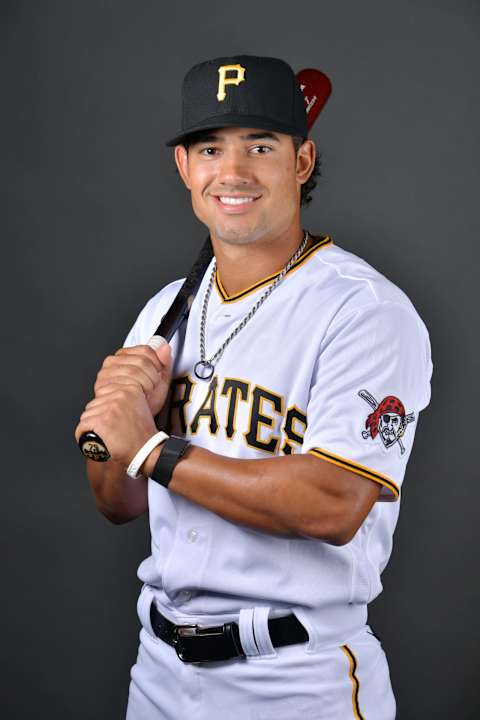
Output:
[214,234,332,304]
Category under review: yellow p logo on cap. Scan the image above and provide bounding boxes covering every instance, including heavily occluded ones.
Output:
[217,64,246,102]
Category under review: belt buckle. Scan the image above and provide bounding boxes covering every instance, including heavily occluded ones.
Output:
[175,624,199,639]
[173,622,243,664]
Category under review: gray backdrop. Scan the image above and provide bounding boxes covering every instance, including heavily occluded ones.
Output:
[3,1,479,718]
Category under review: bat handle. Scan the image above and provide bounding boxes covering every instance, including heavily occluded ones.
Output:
[78,431,111,462]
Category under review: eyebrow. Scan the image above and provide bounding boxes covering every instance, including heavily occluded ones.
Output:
[194,131,280,144]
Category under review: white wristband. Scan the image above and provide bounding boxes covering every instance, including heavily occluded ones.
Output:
[127,431,169,479]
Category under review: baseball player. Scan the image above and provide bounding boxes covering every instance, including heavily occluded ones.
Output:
[75,55,432,719]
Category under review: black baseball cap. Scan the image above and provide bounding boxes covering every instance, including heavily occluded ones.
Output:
[165,54,308,147]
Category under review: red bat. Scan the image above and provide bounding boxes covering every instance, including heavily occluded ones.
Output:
[78,68,333,461]
[296,68,332,128]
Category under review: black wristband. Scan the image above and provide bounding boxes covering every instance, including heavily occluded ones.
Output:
[150,435,191,488]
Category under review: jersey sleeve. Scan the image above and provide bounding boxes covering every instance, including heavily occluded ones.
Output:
[302,301,432,501]
[122,279,185,349]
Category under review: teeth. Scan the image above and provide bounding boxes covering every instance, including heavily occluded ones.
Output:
[218,196,255,205]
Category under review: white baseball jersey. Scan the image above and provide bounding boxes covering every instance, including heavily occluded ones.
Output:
[124,234,432,648]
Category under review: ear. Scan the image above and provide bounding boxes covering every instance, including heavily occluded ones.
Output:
[295,139,316,185]
[174,145,192,190]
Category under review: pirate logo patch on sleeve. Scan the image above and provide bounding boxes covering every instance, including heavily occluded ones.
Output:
[358,389,415,455]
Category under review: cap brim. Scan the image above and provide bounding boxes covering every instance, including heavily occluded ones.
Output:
[165,114,307,147]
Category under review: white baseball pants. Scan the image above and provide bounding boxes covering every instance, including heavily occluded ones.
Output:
[126,602,396,719]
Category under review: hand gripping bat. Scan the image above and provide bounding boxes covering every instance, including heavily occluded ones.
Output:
[78,68,332,462]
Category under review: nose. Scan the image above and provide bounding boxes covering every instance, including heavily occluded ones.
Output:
[217,147,252,188]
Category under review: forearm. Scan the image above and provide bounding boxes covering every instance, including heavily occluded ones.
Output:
[87,458,148,523]
[143,445,368,542]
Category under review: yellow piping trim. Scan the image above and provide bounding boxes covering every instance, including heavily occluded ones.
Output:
[341,644,365,720]
[215,235,332,303]
[308,447,400,500]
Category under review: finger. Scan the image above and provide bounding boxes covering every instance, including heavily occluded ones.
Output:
[84,394,123,411]
[78,405,118,428]
[146,338,172,381]
[75,414,104,443]
[155,342,172,373]
[113,341,172,376]
[79,384,142,422]
[106,353,163,380]
[95,366,156,396]
[85,383,156,411]
[90,383,141,402]
[78,409,103,427]
[97,353,165,387]
[122,337,172,369]
[114,345,163,372]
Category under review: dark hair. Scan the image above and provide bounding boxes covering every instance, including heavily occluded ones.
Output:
[181,131,321,207]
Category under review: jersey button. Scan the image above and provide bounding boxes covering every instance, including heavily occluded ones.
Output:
[187,528,199,543]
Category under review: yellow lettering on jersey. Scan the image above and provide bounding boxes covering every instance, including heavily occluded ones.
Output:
[167,375,195,434]
[281,405,307,455]
[221,378,250,439]
[190,375,220,436]
[245,385,284,454]
[217,64,246,101]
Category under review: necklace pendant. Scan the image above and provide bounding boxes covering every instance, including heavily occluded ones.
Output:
[194,360,215,380]
[196,232,309,381]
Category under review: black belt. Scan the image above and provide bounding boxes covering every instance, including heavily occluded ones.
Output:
[150,602,309,664]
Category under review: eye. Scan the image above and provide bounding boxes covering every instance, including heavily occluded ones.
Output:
[199,147,219,156]
[250,145,273,154]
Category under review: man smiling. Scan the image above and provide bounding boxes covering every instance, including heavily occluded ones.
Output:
[76,55,432,719]
[176,126,313,247]
[174,125,316,297]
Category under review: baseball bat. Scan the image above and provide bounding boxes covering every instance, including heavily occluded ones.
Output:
[78,68,332,462]
[78,237,214,461]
